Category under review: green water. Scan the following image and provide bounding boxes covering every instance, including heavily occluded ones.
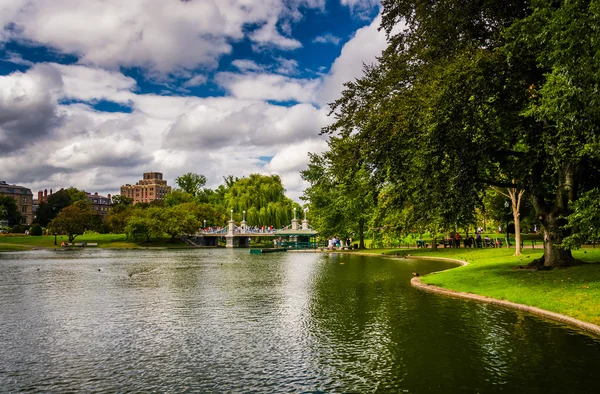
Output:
[1,248,599,392]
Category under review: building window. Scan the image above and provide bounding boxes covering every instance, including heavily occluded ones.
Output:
[22,207,27,213]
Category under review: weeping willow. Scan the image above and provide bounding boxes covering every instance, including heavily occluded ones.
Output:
[221,174,299,228]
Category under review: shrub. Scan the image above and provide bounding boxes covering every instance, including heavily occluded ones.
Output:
[29,224,43,236]
[11,225,25,233]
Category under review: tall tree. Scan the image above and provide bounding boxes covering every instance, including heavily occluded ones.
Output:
[48,201,98,242]
[175,172,207,197]
[0,196,23,226]
[324,0,600,268]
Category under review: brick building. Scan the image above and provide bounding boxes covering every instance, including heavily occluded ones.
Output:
[120,172,171,204]
[86,192,112,219]
[0,181,34,224]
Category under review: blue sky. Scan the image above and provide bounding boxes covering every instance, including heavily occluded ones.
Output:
[0,0,386,200]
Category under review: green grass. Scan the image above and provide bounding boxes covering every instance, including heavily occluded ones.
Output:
[346,246,600,326]
[0,234,188,250]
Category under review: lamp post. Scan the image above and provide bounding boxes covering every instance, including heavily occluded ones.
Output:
[293,207,296,220]
[243,210,246,222]
[54,232,57,246]
[204,220,206,229]
[304,208,308,220]
[230,209,233,221]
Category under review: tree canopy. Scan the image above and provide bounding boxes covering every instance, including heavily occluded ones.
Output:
[0,196,23,226]
[311,0,600,268]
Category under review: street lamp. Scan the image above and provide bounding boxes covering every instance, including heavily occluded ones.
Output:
[243,210,246,221]
[54,232,57,246]
[230,209,233,221]
[203,219,206,229]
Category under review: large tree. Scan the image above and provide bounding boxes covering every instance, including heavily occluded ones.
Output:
[220,174,300,228]
[48,201,98,242]
[0,196,23,226]
[324,0,600,268]
[175,172,207,197]
[35,187,87,227]
[301,136,376,248]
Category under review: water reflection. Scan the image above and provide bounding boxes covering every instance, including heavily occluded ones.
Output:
[1,249,599,392]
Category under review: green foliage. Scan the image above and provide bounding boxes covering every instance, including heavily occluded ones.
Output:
[124,207,163,242]
[48,200,99,242]
[111,195,133,207]
[315,0,600,267]
[11,224,26,234]
[175,172,207,197]
[35,187,87,227]
[562,189,600,249]
[0,196,23,226]
[164,189,195,207]
[29,224,43,236]
[220,174,299,228]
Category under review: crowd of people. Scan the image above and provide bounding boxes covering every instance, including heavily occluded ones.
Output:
[327,236,352,250]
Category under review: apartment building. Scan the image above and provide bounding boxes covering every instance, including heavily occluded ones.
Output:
[120,172,171,204]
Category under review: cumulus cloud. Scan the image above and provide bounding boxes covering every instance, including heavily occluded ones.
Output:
[340,0,380,19]
[1,0,321,75]
[163,101,329,150]
[312,33,342,45]
[183,75,208,88]
[0,2,391,200]
[0,64,64,151]
[316,13,388,106]
[232,60,264,72]
[215,72,318,103]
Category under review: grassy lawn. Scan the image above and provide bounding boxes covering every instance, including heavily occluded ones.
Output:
[348,246,600,326]
[0,234,188,250]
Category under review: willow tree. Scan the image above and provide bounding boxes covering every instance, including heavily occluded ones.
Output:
[324,0,600,268]
[221,174,300,228]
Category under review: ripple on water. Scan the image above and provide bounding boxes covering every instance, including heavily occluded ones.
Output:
[1,249,600,392]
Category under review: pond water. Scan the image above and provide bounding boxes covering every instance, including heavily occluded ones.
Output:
[1,249,600,393]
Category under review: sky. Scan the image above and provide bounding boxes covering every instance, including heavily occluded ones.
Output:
[0,0,388,201]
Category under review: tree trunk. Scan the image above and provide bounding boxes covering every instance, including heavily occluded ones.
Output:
[432,237,437,251]
[358,218,365,249]
[527,222,579,269]
[527,161,580,269]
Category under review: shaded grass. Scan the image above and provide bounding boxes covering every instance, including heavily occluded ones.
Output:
[0,234,188,250]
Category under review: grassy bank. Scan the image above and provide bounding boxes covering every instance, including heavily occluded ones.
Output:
[351,247,600,326]
[0,234,188,250]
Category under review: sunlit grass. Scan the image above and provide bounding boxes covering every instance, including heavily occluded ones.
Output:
[0,233,187,250]
[340,246,600,326]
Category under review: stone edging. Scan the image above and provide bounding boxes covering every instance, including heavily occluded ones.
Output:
[407,255,600,338]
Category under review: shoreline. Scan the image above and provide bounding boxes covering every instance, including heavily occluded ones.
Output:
[405,255,600,338]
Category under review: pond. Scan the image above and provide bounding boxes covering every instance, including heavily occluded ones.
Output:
[1,249,599,392]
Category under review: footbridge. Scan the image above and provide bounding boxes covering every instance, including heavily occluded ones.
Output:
[183,216,318,248]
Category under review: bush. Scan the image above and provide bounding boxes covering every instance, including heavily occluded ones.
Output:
[11,225,25,233]
[29,224,43,236]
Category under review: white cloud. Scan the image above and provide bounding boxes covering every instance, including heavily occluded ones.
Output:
[183,75,208,88]
[340,0,380,19]
[312,33,342,45]
[216,72,318,103]
[232,59,264,72]
[0,3,392,201]
[1,0,320,75]
[316,12,388,106]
